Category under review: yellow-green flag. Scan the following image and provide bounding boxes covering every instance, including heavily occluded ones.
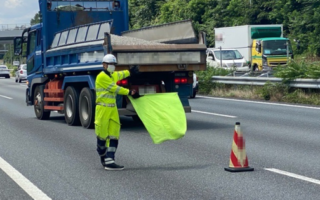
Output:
[129,93,187,144]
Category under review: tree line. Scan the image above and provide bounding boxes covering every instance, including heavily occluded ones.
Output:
[129,0,320,57]
[7,0,318,65]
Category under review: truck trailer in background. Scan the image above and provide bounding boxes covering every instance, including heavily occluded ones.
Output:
[214,24,293,71]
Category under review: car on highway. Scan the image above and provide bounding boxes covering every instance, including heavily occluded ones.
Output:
[0,65,10,78]
[15,64,27,83]
[206,48,250,72]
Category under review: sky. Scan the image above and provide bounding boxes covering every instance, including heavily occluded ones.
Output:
[0,0,39,26]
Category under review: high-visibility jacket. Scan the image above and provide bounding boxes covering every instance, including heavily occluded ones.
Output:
[95,70,130,140]
[95,70,131,104]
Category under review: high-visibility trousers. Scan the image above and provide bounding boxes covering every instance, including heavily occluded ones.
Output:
[94,105,121,146]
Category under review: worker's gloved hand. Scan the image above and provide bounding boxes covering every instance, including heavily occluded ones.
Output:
[129,65,140,76]
[129,90,143,99]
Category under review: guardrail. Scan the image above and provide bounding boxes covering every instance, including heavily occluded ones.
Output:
[0,24,29,31]
[212,76,320,89]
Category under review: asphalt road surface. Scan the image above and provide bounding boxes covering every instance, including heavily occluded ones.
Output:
[0,77,320,200]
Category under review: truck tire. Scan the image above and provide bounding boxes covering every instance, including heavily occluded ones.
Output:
[64,86,80,126]
[79,87,95,129]
[34,86,51,120]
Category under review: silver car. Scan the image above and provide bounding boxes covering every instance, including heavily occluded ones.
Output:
[0,65,10,79]
[15,64,27,83]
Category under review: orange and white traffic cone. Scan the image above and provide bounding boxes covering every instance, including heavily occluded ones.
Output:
[225,122,254,172]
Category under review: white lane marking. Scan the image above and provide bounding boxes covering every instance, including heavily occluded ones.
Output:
[0,95,12,99]
[0,156,52,200]
[265,168,320,185]
[198,95,320,110]
[192,110,237,118]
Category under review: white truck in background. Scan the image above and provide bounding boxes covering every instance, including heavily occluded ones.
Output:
[214,24,293,71]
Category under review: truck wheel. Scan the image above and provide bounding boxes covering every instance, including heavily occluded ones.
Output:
[64,86,80,126]
[34,86,51,120]
[79,87,95,129]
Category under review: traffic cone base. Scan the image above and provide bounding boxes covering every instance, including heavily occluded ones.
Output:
[225,122,254,172]
[224,166,254,172]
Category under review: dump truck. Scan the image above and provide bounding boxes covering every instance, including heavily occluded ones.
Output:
[214,25,293,71]
[13,0,207,129]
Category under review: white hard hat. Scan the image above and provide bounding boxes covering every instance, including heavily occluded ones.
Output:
[102,54,117,64]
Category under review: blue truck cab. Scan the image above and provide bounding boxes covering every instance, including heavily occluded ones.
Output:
[14,0,207,129]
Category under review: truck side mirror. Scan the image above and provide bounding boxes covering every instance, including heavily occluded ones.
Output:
[207,55,214,60]
[14,37,22,56]
[256,43,261,53]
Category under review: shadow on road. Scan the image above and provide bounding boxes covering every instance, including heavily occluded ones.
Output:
[33,114,231,132]
[126,163,212,171]
[187,119,231,131]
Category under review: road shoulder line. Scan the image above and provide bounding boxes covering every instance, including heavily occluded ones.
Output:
[0,156,52,200]
[192,110,237,118]
[265,168,320,185]
[0,95,12,99]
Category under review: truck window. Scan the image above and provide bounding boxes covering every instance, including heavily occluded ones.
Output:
[76,26,88,43]
[49,1,114,12]
[263,40,293,55]
[37,30,42,46]
[97,1,112,11]
[51,33,61,48]
[58,31,69,46]
[213,50,243,60]
[256,41,261,53]
[27,31,37,55]
[67,28,77,44]
[86,24,99,41]
[98,23,110,39]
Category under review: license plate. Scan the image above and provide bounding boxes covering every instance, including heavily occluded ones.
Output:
[139,86,156,95]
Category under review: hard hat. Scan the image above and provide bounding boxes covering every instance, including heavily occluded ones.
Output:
[102,54,117,64]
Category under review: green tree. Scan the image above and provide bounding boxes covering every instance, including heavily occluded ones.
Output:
[3,44,20,66]
[157,0,189,23]
[30,12,41,26]
[129,0,164,29]
[127,0,320,57]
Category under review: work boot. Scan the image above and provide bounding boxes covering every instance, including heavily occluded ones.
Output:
[103,138,124,170]
[104,163,125,171]
[103,158,124,170]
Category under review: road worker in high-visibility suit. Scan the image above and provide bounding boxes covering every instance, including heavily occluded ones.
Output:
[95,54,141,170]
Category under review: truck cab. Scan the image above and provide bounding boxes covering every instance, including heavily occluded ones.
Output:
[252,38,293,71]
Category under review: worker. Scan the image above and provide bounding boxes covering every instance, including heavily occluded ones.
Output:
[95,54,141,170]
